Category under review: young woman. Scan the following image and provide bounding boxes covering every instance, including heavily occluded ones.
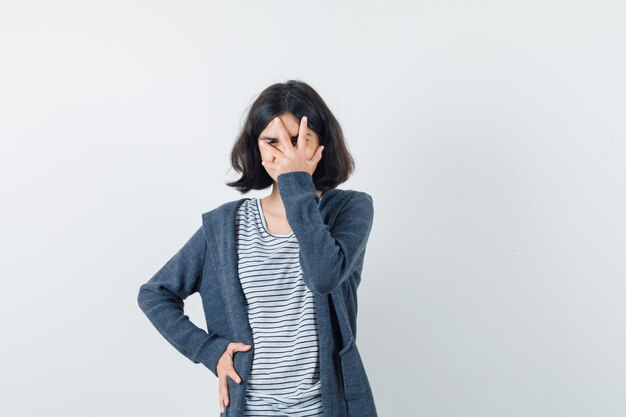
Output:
[138,80,378,417]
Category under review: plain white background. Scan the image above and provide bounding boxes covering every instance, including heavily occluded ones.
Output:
[1,1,625,416]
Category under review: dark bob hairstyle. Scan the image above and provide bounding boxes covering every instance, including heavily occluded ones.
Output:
[226,80,355,194]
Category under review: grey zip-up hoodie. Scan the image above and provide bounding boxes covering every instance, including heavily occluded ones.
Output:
[137,171,378,417]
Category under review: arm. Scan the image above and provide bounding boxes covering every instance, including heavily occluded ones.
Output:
[137,226,231,377]
[277,171,374,295]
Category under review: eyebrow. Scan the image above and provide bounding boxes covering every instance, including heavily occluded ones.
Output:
[260,133,311,140]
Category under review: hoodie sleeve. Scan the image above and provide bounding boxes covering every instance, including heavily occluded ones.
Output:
[277,171,374,295]
[137,225,232,377]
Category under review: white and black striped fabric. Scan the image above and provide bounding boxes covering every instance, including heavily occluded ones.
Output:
[235,197,325,417]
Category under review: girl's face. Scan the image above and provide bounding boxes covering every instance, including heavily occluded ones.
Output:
[258,112,320,182]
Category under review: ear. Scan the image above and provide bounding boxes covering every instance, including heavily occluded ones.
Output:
[312,145,324,163]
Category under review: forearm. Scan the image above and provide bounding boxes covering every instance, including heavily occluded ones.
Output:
[277,171,374,295]
[137,226,231,377]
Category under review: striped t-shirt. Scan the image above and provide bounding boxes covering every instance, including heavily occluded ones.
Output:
[235,197,325,416]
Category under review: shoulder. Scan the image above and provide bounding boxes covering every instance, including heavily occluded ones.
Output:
[346,190,374,219]
[201,197,250,225]
[324,188,373,218]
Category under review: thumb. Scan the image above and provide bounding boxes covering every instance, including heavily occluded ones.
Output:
[232,342,253,353]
